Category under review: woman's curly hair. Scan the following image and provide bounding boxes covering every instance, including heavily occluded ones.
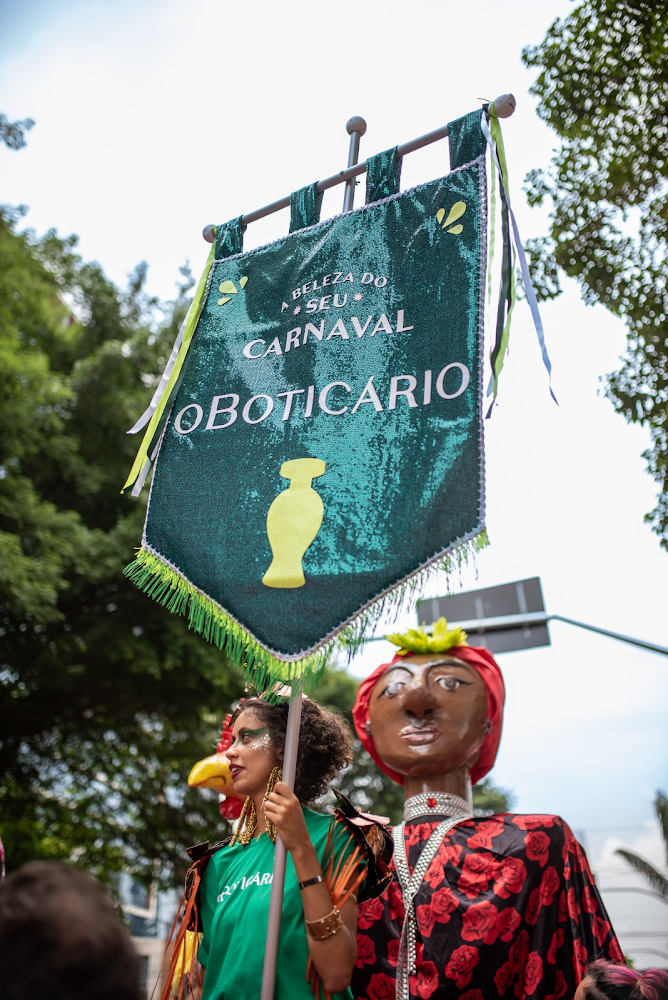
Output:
[233,696,354,803]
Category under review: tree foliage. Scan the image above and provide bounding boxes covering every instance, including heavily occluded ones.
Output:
[522,0,668,544]
[0,205,245,887]
[0,113,35,151]
[616,790,668,901]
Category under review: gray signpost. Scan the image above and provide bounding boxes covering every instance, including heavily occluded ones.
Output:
[419,577,550,655]
[418,576,668,657]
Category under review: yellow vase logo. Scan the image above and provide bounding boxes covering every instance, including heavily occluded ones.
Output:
[262,458,326,589]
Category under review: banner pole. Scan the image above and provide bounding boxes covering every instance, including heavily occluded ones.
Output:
[342,116,367,212]
[202,95,515,241]
[260,679,304,1000]
[259,111,367,997]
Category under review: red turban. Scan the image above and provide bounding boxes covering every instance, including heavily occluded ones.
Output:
[352,645,505,786]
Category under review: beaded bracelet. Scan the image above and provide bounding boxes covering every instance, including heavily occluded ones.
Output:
[305,906,342,941]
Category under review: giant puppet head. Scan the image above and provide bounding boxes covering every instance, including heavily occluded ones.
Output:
[352,620,505,785]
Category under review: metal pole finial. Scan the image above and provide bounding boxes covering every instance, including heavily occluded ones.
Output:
[491,93,516,118]
[346,115,367,137]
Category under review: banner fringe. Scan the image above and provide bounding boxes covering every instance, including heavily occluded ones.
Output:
[124,528,489,690]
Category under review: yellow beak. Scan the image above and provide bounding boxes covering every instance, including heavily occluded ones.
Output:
[187,752,234,793]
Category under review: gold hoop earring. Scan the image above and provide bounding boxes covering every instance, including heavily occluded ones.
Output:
[230,795,257,847]
[262,766,282,843]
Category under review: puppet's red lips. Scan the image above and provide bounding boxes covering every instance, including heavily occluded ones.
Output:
[400,729,440,745]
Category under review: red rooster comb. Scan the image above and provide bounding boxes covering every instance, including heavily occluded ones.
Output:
[216,713,234,754]
[215,704,245,821]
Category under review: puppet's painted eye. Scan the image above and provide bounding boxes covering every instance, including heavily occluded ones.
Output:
[380,681,406,698]
[435,675,463,691]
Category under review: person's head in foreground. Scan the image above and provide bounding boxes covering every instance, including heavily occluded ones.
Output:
[575,960,668,1000]
[353,618,505,798]
[0,861,141,1000]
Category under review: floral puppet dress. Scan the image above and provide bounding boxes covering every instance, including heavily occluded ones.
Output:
[351,813,624,1000]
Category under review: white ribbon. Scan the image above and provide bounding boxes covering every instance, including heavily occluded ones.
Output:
[126,316,188,435]
[480,111,557,405]
[130,458,152,498]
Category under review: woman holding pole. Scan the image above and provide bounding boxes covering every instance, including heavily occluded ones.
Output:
[165,695,390,1000]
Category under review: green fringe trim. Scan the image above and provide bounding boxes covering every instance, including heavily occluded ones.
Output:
[334,527,489,659]
[123,549,330,695]
[124,529,489,693]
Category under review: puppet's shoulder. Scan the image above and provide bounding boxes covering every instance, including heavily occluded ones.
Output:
[453,812,576,860]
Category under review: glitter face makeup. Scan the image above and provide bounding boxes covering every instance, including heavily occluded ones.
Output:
[227,713,280,800]
[244,728,272,752]
[230,725,272,752]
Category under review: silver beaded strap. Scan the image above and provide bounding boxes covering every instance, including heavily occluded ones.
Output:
[393,808,472,1000]
[403,791,472,824]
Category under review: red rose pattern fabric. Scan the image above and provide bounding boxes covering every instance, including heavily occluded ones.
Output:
[352,814,623,1000]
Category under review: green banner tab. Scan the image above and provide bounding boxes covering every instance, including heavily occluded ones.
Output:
[127,153,488,684]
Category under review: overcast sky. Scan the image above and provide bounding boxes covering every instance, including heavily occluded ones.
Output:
[2,0,666,965]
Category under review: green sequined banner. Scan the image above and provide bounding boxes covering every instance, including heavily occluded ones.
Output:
[126,124,488,681]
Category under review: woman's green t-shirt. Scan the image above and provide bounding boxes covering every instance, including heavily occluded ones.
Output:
[198,807,359,1000]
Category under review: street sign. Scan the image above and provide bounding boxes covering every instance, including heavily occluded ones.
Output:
[417,577,551,655]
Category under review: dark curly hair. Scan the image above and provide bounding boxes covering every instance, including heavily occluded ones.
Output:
[233,696,354,803]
